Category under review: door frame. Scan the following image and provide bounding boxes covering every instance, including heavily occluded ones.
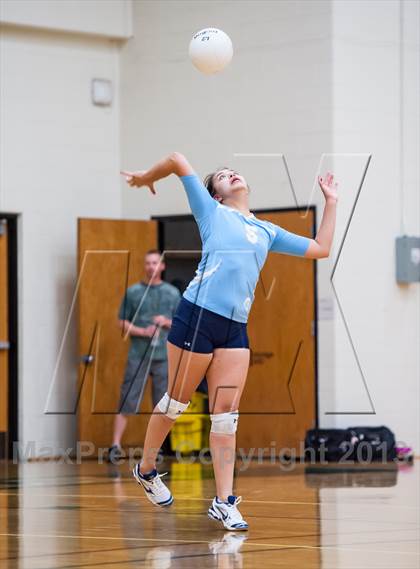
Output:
[152,204,319,428]
[0,212,19,459]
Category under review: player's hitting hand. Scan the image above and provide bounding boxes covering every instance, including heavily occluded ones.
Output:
[318,172,338,203]
[120,170,156,195]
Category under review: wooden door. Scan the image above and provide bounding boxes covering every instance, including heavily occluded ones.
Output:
[77,218,157,452]
[238,209,316,455]
[0,219,8,459]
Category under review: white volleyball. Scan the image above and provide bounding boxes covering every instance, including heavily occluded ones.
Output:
[189,28,233,75]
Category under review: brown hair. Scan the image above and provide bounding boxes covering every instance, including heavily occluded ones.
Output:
[203,167,230,198]
[203,167,251,200]
[145,249,162,257]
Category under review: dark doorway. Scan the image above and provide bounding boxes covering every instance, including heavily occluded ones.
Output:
[0,213,19,460]
[155,214,201,294]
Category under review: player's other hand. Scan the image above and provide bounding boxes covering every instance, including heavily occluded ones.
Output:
[318,172,338,203]
[120,170,156,195]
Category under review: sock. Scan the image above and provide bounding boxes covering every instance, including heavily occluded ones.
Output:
[217,495,236,504]
[140,467,157,480]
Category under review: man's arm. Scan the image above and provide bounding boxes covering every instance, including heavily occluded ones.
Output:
[162,317,172,328]
[151,288,181,329]
[151,315,172,328]
[119,319,153,337]
[165,290,182,329]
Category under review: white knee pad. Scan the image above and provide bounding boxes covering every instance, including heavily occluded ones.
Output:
[210,410,239,435]
[157,392,190,420]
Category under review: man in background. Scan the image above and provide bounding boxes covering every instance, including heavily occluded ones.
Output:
[108,249,181,462]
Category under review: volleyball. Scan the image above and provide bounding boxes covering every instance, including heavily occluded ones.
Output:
[189,28,233,75]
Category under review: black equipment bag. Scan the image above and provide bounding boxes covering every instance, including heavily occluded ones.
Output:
[348,425,396,461]
[305,426,396,462]
[304,428,356,461]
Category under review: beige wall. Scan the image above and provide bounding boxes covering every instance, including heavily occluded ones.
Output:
[120,0,333,220]
[0,24,122,455]
[0,0,132,38]
[330,0,419,449]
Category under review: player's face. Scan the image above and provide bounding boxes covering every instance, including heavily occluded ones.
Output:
[212,169,248,200]
[144,253,164,279]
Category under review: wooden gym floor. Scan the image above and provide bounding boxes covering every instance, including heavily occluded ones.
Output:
[0,458,418,568]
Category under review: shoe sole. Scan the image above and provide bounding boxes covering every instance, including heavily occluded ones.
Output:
[132,466,174,507]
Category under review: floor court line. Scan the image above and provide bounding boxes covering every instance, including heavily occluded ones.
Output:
[3,534,417,562]
[2,498,419,526]
[1,491,418,510]
[0,533,418,557]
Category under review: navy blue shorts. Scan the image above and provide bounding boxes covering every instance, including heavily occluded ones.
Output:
[168,297,249,354]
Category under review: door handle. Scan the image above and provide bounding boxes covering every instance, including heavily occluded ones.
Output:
[80,354,94,364]
[0,341,10,350]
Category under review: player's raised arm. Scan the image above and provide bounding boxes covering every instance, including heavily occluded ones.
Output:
[121,152,217,221]
[120,152,191,194]
[269,223,331,260]
[302,172,338,258]
[269,172,338,260]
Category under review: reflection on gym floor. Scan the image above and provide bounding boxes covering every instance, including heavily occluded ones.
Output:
[0,458,418,568]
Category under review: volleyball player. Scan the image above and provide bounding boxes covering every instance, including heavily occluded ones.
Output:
[121,152,338,530]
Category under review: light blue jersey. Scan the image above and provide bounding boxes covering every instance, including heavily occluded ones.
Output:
[180,174,311,323]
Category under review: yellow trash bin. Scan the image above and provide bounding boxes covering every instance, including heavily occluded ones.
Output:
[170,392,209,454]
